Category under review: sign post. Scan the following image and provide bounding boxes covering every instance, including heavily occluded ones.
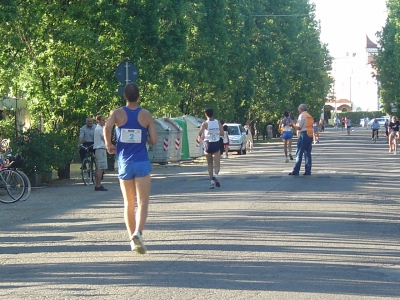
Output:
[115,61,139,96]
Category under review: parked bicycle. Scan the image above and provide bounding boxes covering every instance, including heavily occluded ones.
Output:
[80,144,96,185]
[0,154,31,204]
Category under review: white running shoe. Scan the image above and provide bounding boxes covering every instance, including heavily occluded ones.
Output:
[285,158,289,163]
[131,231,146,254]
[212,176,220,187]
[209,180,215,189]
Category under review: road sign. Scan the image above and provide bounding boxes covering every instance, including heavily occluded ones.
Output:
[115,61,139,85]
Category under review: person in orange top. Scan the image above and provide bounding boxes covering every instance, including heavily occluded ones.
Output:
[289,104,313,176]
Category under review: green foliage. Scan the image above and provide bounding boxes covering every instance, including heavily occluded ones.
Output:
[375,0,400,117]
[12,129,75,176]
[0,117,16,140]
[0,0,332,137]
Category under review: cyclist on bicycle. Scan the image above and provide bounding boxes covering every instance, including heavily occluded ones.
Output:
[388,116,400,152]
[77,117,95,163]
[371,118,380,140]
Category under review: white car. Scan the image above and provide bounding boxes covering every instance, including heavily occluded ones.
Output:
[225,123,247,155]
[368,117,390,127]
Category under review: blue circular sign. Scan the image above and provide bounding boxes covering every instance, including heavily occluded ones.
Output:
[115,61,139,85]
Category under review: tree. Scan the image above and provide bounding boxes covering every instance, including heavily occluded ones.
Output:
[0,0,332,146]
[375,0,400,116]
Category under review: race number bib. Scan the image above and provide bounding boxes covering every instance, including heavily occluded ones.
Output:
[209,133,220,142]
[120,129,142,143]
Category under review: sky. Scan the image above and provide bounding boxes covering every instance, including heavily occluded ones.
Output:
[311,0,388,57]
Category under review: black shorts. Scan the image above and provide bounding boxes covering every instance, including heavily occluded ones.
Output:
[204,141,220,154]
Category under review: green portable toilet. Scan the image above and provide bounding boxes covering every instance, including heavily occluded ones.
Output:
[171,118,191,161]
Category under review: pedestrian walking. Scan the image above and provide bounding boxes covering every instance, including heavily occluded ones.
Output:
[313,117,319,144]
[93,115,108,191]
[288,104,313,176]
[221,120,230,158]
[345,117,352,135]
[244,124,253,153]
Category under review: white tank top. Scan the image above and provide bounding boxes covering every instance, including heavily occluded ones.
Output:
[204,119,220,142]
[282,118,291,132]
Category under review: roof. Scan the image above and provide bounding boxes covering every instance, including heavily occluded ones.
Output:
[366,35,377,49]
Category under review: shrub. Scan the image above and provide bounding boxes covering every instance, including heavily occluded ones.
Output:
[12,129,75,176]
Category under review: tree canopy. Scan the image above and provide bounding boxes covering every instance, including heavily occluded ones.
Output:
[375,0,400,116]
[0,0,332,138]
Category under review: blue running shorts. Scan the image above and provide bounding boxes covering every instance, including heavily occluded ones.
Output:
[118,160,152,180]
[203,140,221,154]
[282,131,293,140]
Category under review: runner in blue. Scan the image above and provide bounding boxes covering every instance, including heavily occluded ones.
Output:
[280,111,294,163]
[104,82,157,254]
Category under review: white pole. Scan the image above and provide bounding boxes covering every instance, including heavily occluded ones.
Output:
[125,61,129,85]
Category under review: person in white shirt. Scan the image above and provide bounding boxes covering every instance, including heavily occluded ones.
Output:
[198,108,224,189]
[93,115,108,191]
[345,117,352,135]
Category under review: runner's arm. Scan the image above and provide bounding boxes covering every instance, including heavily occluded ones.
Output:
[147,116,157,146]
[219,121,224,136]
[198,122,207,140]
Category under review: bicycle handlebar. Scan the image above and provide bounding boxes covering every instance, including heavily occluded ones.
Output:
[79,144,94,151]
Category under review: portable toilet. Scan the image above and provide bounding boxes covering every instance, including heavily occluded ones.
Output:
[171,118,191,161]
[148,118,171,165]
[182,115,204,158]
[163,118,182,163]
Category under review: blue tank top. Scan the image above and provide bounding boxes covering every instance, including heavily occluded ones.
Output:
[115,106,149,164]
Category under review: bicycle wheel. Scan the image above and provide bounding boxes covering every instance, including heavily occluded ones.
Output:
[90,158,96,185]
[81,158,93,185]
[0,174,19,203]
[1,169,25,202]
[16,170,31,201]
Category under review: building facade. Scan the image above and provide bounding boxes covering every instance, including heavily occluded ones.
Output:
[325,35,379,116]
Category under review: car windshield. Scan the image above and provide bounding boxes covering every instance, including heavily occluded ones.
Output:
[228,126,240,135]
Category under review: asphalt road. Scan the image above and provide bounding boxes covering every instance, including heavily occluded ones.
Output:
[1,127,400,300]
